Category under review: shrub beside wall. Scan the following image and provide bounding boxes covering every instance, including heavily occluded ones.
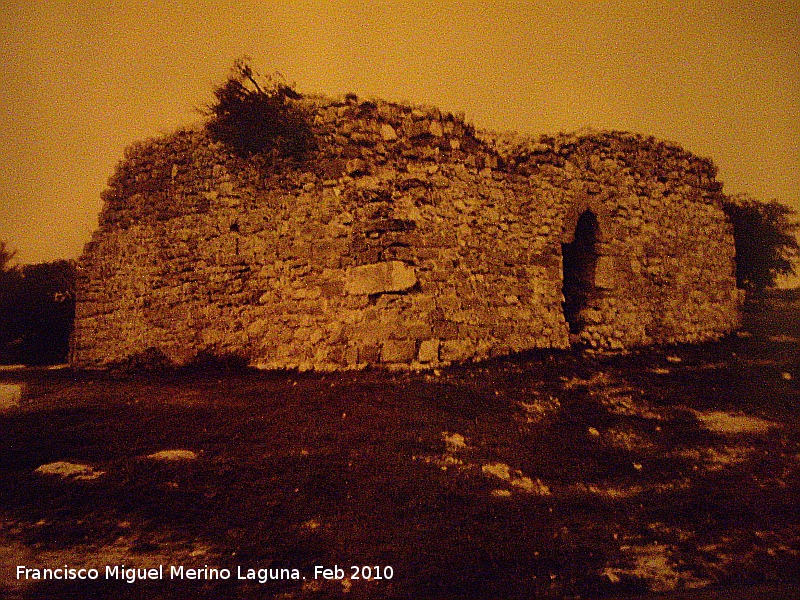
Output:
[0,257,75,365]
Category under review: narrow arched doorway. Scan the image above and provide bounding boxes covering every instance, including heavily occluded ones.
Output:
[562,210,599,339]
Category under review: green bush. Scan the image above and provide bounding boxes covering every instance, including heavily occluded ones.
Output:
[0,242,21,363]
[722,194,799,295]
[0,243,76,365]
[205,60,316,159]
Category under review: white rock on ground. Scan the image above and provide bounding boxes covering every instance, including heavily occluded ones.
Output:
[482,462,550,495]
[0,383,24,409]
[35,461,105,480]
[146,450,199,461]
[694,410,776,435]
[442,432,467,452]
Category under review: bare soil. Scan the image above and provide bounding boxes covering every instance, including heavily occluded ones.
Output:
[1,293,798,599]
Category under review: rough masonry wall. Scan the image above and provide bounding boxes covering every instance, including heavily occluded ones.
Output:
[71,96,741,369]
[497,130,742,349]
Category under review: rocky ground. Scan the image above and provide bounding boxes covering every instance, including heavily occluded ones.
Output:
[0,293,798,599]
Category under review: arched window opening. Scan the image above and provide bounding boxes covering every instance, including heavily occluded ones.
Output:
[562,210,599,338]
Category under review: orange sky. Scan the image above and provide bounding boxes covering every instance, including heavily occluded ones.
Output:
[1,0,798,268]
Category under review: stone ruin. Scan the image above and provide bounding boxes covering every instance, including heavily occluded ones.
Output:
[70,94,742,370]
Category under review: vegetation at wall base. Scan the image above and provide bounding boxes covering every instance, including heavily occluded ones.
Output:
[722,194,799,297]
[204,60,316,160]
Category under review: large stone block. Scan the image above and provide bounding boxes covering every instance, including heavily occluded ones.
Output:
[344,261,418,296]
[440,339,474,362]
[594,255,616,290]
[380,123,398,141]
[381,339,417,363]
[359,343,381,364]
[417,338,440,363]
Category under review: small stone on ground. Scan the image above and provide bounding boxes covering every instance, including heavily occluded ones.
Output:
[35,461,105,480]
[0,383,23,409]
[146,450,198,461]
[694,410,776,435]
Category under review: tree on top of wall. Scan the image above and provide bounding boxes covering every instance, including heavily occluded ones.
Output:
[722,194,799,296]
[204,59,316,160]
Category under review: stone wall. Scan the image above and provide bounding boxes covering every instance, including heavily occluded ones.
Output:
[71,95,741,370]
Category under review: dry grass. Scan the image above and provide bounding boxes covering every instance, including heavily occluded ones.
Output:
[0,294,798,599]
